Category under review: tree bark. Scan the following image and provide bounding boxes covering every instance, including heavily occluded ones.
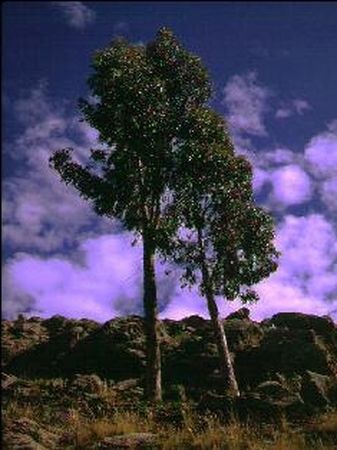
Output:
[143,231,162,402]
[198,229,240,398]
[205,286,240,398]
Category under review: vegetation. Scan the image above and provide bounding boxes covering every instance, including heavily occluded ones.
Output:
[2,312,337,448]
[50,27,279,402]
[162,106,279,397]
[50,27,212,402]
[3,394,337,449]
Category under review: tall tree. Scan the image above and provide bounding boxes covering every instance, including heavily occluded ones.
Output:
[161,107,280,397]
[49,28,211,401]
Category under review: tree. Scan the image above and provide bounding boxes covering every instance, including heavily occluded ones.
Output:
[161,107,280,398]
[49,28,212,402]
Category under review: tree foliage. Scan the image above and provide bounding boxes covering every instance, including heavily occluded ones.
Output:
[49,28,216,401]
[49,27,280,400]
[161,106,280,303]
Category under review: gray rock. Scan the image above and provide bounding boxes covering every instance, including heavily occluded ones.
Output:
[255,380,292,401]
[97,433,158,449]
[300,370,331,407]
[225,307,250,321]
[3,418,59,450]
[2,372,18,390]
[71,373,106,394]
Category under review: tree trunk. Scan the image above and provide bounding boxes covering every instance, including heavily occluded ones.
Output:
[143,232,162,402]
[205,286,240,398]
[198,229,240,398]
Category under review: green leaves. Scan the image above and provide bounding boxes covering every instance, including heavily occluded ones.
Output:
[50,27,280,307]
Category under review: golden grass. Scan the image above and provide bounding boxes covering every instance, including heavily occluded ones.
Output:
[72,410,155,448]
[3,398,337,449]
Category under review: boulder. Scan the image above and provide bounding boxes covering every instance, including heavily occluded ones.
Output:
[180,315,208,329]
[197,390,234,414]
[268,312,336,333]
[300,370,331,408]
[70,373,106,394]
[235,326,333,388]
[237,391,306,422]
[2,372,18,390]
[225,307,250,321]
[3,418,59,450]
[97,433,158,449]
[255,380,292,401]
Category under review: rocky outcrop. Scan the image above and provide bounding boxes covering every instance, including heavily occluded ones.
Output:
[3,418,60,450]
[97,433,158,449]
[2,312,336,409]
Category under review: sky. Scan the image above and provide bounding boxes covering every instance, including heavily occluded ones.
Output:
[2,2,337,322]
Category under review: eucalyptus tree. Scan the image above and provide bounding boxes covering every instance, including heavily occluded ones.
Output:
[49,28,212,402]
[162,107,280,398]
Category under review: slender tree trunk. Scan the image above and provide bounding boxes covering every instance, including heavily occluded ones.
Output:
[205,286,240,398]
[197,229,240,398]
[143,232,162,402]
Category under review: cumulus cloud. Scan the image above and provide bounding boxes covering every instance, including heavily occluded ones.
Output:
[252,168,270,194]
[223,71,271,136]
[275,98,311,119]
[304,122,337,179]
[53,2,95,29]
[247,214,337,320]
[3,83,337,323]
[304,120,337,212]
[269,164,313,207]
[161,213,337,322]
[2,233,178,322]
[320,177,337,213]
[3,85,109,254]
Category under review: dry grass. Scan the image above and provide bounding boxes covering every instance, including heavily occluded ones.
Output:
[73,411,154,448]
[3,397,337,449]
[310,410,337,433]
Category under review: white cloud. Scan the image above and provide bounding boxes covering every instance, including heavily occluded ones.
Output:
[252,168,270,194]
[2,233,178,322]
[251,214,337,320]
[321,177,337,213]
[269,164,313,206]
[53,2,95,29]
[275,108,293,119]
[293,99,311,114]
[304,120,337,212]
[275,98,311,120]
[3,85,110,253]
[304,123,337,178]
[223,71,270,136]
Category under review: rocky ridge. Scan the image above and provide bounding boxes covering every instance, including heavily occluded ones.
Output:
[2,310,337,448]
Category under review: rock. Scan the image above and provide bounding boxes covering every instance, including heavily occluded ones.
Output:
[97,433,158,449]
[268,312,337,340]
[164,384,187,401]
[225,308,250,321]
[1,311,336,417]
[71,373,106,394]
[300,370,331,408]
[62,316,146,379]
[223,319,264,352]
[197,390,234,414]
[3,432,48,450]
[255,380,292,401]
[237,391,306,422]
[2,372,18,390]
[3,418,59,450]
[235,326,334,388]
[180,315,207,329]
[114,378,140,391]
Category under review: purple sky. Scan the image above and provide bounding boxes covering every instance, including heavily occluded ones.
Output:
[2,2,337,322]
